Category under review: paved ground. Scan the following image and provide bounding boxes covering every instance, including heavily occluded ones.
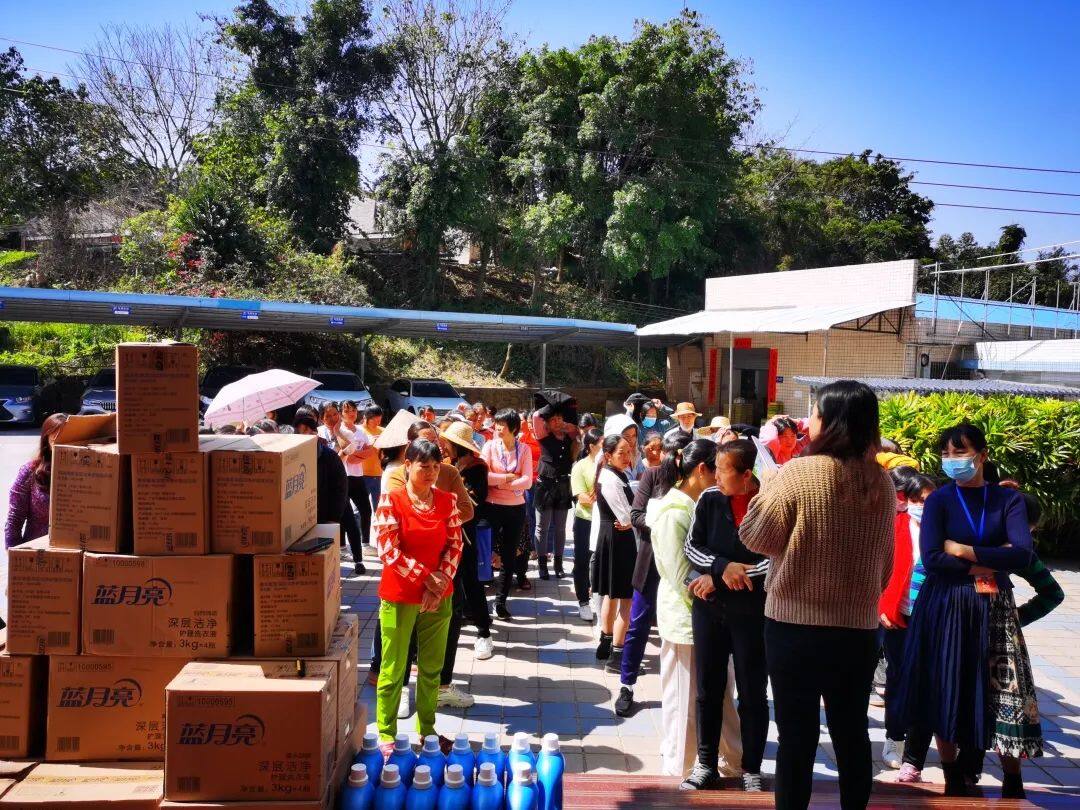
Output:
[344,547,1080,791]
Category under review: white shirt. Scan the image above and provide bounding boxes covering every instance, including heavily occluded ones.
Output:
[590,466,633,551]
[337,423,371,478]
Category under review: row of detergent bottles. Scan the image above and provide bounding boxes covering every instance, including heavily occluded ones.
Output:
[344,731,565,810]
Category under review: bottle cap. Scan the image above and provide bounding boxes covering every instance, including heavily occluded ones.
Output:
[412,765,432,789]
[444,764,465,788]
[362,732,380,752]
[422,735,441,755]
[541,733,560,754]
[511,732,530,752]
[513,761,533,784]
[477,762,498,787]
[349,764,368,787]
[482,732,500,752]
[452,733,471,753]
[381,764,401,789]
[394,733,411,753]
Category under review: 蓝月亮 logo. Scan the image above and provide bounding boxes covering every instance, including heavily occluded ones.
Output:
[92,577,173,606]
[57,678,143,708]
[178,714,266,746]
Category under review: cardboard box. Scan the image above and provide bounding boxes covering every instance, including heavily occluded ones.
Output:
[311,613,359,753]
[131,438,233,555]
[253,525,341,657]
[165,667,336,802]
[116,342,199,455]
[46,656,185,762]
[49,415,130,553]
[82,553,234,658]
[211,434,318,555]
[160,782,333,810]
[182,659,340,764]
[6,539,81,655]
[0,762,163,808]
[0,634,46,758]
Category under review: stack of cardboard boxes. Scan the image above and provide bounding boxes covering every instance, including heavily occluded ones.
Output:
[0,343,362,809]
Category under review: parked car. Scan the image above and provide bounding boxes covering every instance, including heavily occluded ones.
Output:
[304,370,374,410]
[0,364,47,425]
[80,368,116,414]
[384,378,468,416]
[199,365,257,413]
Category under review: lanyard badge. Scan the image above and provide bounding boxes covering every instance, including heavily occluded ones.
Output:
[956,486,997,595]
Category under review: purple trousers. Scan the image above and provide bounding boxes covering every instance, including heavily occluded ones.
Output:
[621,580,658,686]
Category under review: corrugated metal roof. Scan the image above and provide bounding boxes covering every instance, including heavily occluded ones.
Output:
[975,339,1080,372]
[0,286,638,346]
[793,375,1080,400]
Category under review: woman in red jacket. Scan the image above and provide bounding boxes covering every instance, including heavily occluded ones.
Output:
[879,467,936,770]
[373,438,463,749]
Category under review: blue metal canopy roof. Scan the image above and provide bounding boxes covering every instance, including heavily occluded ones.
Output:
[0,286,639,347]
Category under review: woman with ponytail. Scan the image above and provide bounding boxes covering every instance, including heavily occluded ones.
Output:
[645,439,719,778]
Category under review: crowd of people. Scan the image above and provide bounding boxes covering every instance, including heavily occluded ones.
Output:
[5,382,1063,808]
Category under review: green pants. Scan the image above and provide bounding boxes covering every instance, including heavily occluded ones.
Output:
[376,596,452,741]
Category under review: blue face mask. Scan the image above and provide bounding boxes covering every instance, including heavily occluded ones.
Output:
[907,503,925,522]
[941,456,979,483]
[641,417,656,428]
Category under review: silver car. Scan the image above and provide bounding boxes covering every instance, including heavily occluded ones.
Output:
[383,378,468,416]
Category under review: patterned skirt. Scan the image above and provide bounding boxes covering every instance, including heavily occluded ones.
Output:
[891,576,1043,758]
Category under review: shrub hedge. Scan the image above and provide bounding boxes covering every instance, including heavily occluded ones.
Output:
[878,392,1080,556]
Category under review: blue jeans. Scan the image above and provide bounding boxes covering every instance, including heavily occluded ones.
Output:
[621,580,658,687]
[363,475,382,529]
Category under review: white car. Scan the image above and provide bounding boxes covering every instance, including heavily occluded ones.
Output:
[384,378,468,416]
[303,370,374,410]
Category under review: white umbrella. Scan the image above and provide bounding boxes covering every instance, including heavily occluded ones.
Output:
[203,369,321,428]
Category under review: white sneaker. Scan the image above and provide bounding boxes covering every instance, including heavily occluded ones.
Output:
[474,636,494,660]
[742,772,764,792]
[882,738,904,770]
[578,603,594,622]
[869,691,886,708]
[437,683,475,708]
[873,657,887,689]
[397,688,411,719]
[340,545,353,561]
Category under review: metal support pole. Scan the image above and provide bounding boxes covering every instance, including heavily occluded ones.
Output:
[635,336,641,389]
[931,263,940,336]
[727,332,734,420]
[1008,275,1014,336]
[1030,278,1037,338]
[822,329,830,376]
[983,268,990,332]
[358,334,366,384]
[540,343,547,390]
[1055,282,1061,338]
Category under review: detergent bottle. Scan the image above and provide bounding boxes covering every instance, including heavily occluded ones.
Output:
[374,764,406,810]
[405,765,439,810]
[343,764,376,810]
[418,736,447,788]
[535,735,564,810]
[388,734,419,787]
[356,732,385,787]
[437,764,472,810]
[476,733,507,786]
[446,734,476,786]
[471,762,504,810]
[507,733,535,776]
[506,762,537,810]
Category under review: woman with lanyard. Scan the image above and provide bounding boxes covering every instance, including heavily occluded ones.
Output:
[480,409,533,619]
[591,431,638,671]
[530,391,579,581]
[892,423,1040,799]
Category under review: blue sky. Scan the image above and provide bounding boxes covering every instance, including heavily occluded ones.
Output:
[5,0,1079,255]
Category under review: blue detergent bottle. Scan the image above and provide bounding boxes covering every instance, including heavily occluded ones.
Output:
[507,733,535,777]
[388,734,419,787]
[405,765,439,810]
[437,764,472,810]
[535,734,564,810]
[471,762,504,810]
[343,764,376,810]
[357,732,385,787]
[447,733,476,786]
[506,762,537,810]
[418,735,447,788]
[375,764,406,810]
[476,733,508,786]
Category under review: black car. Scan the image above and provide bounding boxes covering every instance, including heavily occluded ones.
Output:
[199,365,257,413]
[0,365,46,424]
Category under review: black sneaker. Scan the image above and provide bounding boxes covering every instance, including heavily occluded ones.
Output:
[596,634,613,661]
[495,601,511,620]
[553,560,565,578]
[680,762,722,791]
[538,558,550,580]
[353,562,366,576]
[614,687,634,717]
[605,646,624,674]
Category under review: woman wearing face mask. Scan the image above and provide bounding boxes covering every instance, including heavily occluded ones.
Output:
[878,466,937,773]
[632,399,674,448]
[891,424,1039,799]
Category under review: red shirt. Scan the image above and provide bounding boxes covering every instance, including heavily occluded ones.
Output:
[520,422,541,483]
[374,486,463,604]
[730,492,752,527]
[879,512,915,628]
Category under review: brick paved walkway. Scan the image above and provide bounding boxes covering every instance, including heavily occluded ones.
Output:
[343,552,1080,790]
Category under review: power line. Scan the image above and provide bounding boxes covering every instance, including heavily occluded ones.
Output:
[930,252,1080,275]
[977,238,1080,261]
[911,181,1080,199]
[935,202,1080,218]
